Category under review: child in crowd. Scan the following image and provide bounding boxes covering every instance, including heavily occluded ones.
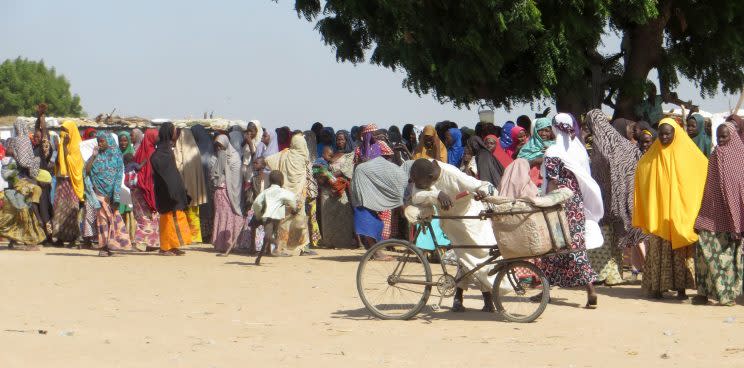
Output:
[123,153,141,189]
[460,145,477,178]
[251,170,298,265]
[246,156,269,254]
[313,145,334,168]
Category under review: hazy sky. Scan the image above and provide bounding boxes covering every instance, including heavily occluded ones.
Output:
[2,0,739,129]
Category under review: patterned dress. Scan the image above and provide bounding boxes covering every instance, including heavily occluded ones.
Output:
[695,231,743,304]
[211,186,246,253]
[52,178,80,242]
[642,236,695,295]
[587,225,625,285]
[93,196,132,251]
[131,188,160,247]
[536,157,597,288]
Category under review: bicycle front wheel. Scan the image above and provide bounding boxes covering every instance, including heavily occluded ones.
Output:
[493,260,550,323]
[356,240,432,320]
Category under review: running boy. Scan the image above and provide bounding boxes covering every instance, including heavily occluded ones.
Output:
[251,170,298,265]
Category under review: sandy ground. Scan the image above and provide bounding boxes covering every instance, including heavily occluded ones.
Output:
[1,244,743,368]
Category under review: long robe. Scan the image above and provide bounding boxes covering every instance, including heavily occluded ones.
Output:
[175,128,208,207]
[411,161,497,292]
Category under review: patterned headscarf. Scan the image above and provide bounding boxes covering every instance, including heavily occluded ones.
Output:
[552,113,575,138]
[90,132,124,203]
[695,123,744,237]
[545,112,605,249]
[12,118,40,178]
[378,141,394,156]
[585,109,647,248]
[726,114,744,141]
[360,124,382,162]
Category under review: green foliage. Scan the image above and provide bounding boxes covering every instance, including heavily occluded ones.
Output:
[665,1,744,97]
[0,57,83,117]
[292,0,744,113]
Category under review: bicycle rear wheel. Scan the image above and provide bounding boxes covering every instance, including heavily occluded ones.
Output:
[493,260,549,323]
[356,240,432,320]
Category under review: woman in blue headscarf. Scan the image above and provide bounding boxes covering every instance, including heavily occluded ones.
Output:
[500,121,515,149]
[85,131,132,256]
[445,127,464,167]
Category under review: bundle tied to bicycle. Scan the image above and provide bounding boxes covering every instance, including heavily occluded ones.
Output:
[404,188,574,259]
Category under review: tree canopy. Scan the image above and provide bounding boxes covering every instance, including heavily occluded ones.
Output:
[0,57,83,117]
[291,0,744,118]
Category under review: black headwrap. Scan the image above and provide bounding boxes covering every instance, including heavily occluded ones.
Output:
[467,135,504,186]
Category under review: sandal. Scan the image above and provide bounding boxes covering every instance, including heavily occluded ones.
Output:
[372,250,394,261]
[171,249,186,256]
[159,250,176,256]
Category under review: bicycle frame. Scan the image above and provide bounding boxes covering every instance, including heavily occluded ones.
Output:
[393,210,578,289]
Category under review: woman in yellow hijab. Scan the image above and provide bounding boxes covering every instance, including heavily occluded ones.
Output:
[633,118,708,299]
[413,125,447,162]
[52,120,85,247]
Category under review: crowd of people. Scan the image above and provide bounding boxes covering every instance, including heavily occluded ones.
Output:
[1,103,743,309]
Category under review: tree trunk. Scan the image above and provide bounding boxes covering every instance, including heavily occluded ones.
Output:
[613,3,672,120]
[555,88,590,121]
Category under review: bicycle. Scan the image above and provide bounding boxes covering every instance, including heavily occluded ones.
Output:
[356,203,573,323]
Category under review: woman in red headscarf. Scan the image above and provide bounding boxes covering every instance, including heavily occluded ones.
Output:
[483,134,513,168]
[129,128,160,250]
[83,127,98,140]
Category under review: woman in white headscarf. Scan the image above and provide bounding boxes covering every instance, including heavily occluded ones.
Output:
[536,113,604,308]
[210,134,246,255]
